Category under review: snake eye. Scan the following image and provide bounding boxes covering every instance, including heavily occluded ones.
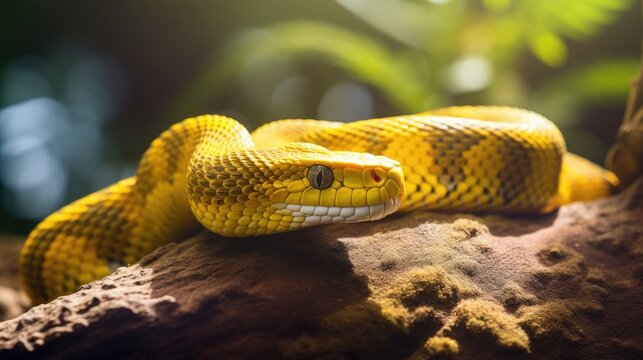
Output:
[308,165,334,190]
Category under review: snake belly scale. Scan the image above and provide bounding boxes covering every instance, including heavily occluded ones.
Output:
[20,106,617,303]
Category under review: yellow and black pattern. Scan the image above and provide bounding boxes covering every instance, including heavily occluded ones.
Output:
[187,142,403,236]
[253,106,617,212]
[20,178,138,303]
[21,106,617,304]
[21,115,404,303]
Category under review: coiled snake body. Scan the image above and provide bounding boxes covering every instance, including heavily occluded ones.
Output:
[20,106,618,303]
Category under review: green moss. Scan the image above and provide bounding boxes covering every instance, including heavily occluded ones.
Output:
[518,302,583,344]
[450,219,489,239]
[444,258,480,277]
[363,266,481,330]
[448,299,530,352]
[500,281,538,309]
[424,336,459,359]
[379,248,402,271]
[382,266,481,309]
[280,302,407,359]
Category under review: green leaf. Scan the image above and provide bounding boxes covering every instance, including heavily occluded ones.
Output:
[546,58,640,103]
[270,22,437,111]
[528,31,568,68]
[336,0,434,48]
[537,0,634,40]
[172,21,439,118]
[482,0,513,13]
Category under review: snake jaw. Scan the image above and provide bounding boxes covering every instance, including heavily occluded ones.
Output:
[272,195,401,229]
[270,159,405,229]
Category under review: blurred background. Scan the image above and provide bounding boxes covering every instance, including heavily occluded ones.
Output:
[0,0,639,235]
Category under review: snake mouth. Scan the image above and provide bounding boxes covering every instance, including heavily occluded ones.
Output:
[273,195,402,228]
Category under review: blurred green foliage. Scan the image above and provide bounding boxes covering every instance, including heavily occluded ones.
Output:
[175,0,638,161]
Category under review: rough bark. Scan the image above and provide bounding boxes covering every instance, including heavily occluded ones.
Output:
[0,178,642,359]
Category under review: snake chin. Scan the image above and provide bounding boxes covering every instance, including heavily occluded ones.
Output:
[273,196,401,229]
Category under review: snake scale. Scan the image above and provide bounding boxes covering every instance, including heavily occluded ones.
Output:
[20,106,618,303]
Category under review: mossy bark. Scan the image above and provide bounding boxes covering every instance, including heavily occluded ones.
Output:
[1,179,642,359]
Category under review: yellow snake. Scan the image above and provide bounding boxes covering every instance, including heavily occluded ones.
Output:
[20,106,618,304]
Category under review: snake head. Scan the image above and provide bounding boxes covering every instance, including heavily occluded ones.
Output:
[188,142,405,236]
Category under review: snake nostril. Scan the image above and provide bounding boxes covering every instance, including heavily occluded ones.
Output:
[370,170,382,183]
